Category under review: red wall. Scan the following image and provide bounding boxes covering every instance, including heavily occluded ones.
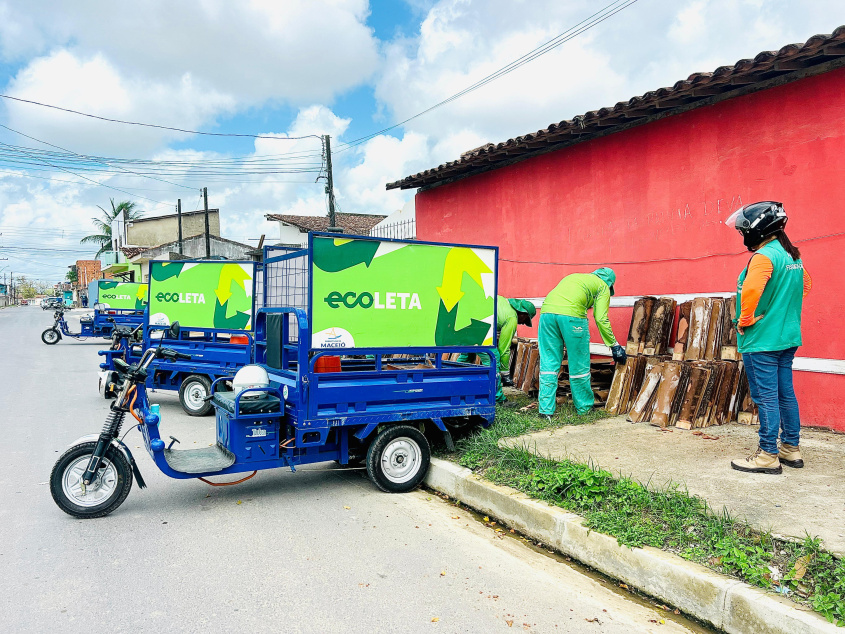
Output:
[417,67,845,431]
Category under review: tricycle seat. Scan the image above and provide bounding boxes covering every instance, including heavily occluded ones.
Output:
[80,315,94,323]
[212,390,281,415]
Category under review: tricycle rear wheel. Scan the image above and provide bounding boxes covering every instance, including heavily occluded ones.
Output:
[179,375,213,416]
[41,328,60,345]
[366,425,430,493]
[50,442,133,519]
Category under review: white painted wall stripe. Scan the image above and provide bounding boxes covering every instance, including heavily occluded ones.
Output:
[586,342,845,376]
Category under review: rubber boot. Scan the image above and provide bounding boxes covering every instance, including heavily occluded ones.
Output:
[731,447,782,474]
[779,442,804,468]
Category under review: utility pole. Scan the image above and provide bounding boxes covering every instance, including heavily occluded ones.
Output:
[323,135,342,233]
[177,199,183,255]
[203,187,211,258]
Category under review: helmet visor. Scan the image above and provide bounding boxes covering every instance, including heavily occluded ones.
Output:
[725,207,745,230]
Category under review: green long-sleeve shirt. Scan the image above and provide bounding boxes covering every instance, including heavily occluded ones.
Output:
[496,295,518,371]
[541,274,617,346]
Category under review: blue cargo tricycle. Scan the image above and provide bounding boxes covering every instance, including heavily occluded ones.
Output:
[97,259,260,415]
[51,234,499,517]
[41,306,146,344]
[41,280,147,344]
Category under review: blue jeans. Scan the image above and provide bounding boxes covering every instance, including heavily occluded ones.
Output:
[743,347,801,454]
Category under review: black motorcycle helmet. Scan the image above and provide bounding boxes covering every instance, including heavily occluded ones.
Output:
[726,201,788,250]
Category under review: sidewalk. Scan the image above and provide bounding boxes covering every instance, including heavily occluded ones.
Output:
[503,417,845,556]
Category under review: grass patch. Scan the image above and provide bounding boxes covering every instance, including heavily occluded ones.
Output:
[443,399,845,627]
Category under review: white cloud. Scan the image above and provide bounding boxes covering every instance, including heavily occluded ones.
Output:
[376,0,628,147]
[5,0,845,281]
[340,131,429,215]
[5,49,236,155]
[0,0,379,104]
[0,0,379,159]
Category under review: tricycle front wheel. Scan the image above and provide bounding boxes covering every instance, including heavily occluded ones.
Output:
[50,442,133,519]
[41,328,60,345]
[366,425,430,493]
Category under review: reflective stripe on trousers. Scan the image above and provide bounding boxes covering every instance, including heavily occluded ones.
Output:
[538,313,594,415]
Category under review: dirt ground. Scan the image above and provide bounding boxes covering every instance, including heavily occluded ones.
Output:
[505,416,845,556]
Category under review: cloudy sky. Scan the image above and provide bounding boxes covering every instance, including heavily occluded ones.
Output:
[1,0,843,281]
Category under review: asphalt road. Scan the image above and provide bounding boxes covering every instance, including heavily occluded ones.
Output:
[0,306,702,633]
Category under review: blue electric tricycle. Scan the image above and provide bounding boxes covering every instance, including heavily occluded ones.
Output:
[51,234,500,518]
[98,323,254,415]
[97,259,261,415]
[41,279,147,344]
[41,305,146,344]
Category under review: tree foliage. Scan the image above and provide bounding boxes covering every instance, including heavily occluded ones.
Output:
[15,276,51,298]
[80,199,143,257]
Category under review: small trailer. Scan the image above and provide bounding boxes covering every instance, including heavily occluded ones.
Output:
[52,234,499,517]
[41,280,147,344]
[98,259,258,415]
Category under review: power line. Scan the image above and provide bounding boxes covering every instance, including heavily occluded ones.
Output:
[0,140,171,207]
[337,0,639,151]
[0,123,195,192]
[0,167,322,187]
[0,93,324,141]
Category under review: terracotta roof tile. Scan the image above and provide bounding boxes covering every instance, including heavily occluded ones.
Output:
[120,246,148,258]
[265,212,387,235]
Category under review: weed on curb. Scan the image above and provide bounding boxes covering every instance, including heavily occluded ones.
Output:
[441,397,845,627]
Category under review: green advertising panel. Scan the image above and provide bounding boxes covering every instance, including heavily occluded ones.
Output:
[311,237,496,349]
[148,261,254,330]
[97,280,148,310]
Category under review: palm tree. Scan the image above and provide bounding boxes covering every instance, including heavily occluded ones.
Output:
[80,199,144,257]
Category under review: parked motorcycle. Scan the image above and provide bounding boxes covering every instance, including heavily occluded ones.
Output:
[50,322,187,518]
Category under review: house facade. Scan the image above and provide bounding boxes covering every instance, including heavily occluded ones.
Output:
[102,209,221,280]
[126,210,220,247]
[124,234,256,283]
[69,259,107,305]
[388,28,845,430]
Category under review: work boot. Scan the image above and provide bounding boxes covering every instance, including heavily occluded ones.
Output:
[779,442,804,468]
[731,447,782,474]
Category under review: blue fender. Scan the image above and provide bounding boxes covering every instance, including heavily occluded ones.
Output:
[66,434,146,488]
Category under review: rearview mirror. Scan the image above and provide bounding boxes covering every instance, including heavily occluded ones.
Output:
[168,321,181,339]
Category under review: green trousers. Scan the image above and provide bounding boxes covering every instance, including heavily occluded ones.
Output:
[457,348,505,403]
[538,313,593,415]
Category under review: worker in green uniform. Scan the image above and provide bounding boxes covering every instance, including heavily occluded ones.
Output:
[538,268,626,416]
[726,202,812,474]
[458,296,536,404]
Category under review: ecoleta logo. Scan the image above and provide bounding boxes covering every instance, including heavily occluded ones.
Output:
[102,294,131,300]
[324,291,421,310]
[155,292,206,304]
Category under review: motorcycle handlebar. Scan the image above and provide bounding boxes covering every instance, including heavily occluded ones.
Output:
[156,347,191,361]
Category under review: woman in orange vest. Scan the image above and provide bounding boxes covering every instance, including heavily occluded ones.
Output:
[726,202,812,474]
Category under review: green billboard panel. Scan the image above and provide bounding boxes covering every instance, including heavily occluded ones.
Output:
[148,261,255,330]
[311,237,496,349]
[97,280,148,310]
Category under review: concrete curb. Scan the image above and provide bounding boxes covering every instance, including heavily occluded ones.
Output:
[425,458,839,634]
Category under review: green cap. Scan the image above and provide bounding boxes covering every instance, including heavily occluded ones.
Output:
[507,298,537,326]
[591,267,616,296]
